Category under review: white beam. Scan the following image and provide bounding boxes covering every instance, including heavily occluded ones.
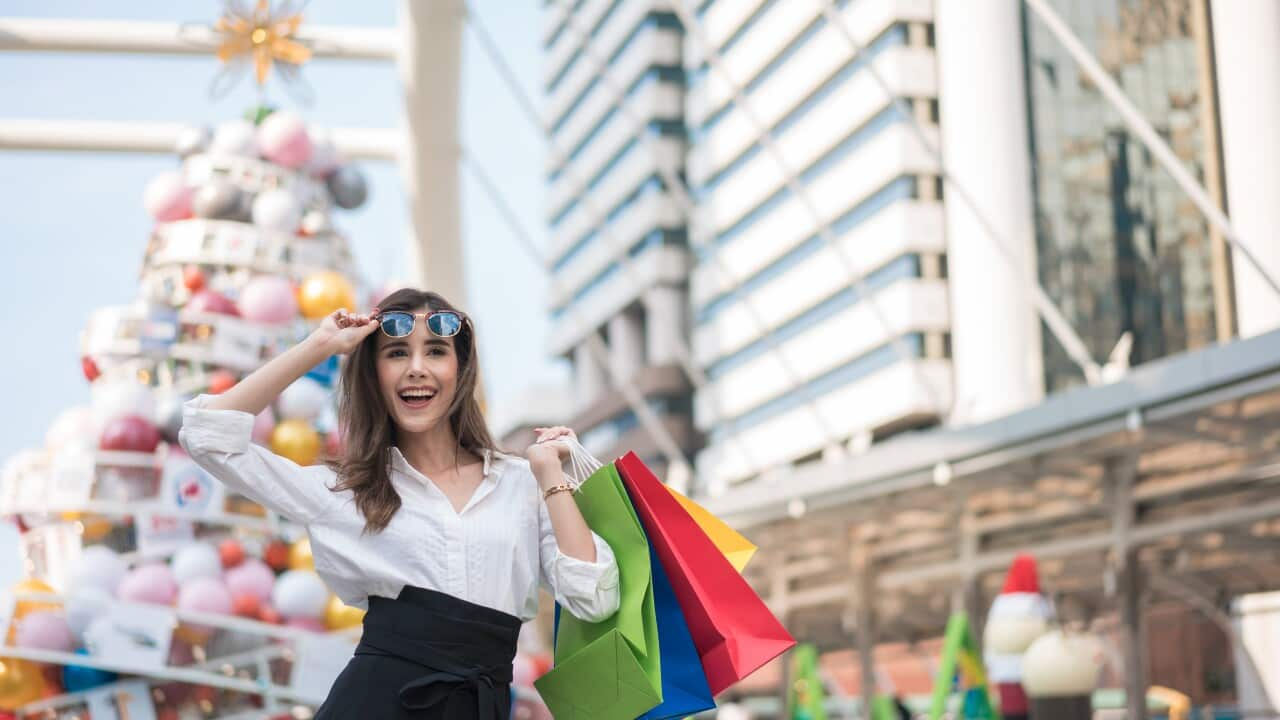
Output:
[0,119,400,161]
[0,18,397,61]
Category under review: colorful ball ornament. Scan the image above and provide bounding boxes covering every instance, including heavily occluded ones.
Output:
[14,610,74,652]
[65,586,113,644]
[218,538,246,568]
[305,126,340,177]
[68,545,128,596]
[62,649,117,693]
[0,657,45,710]
[11,578,58,621]
[263,540,290,571]
[98,414,161,453]
[118,563,178,605]
[208,369,238,395]
[278,377,329,422]
[326,165,368,209]
[257,111,313,169]
[270,419,321,466]
[182,265,206,292]
[192,178,245,220]
[224,558,274,604]
[186,289,241,316]
[252,189,303,233]
[171,543,223,585]
[210,119,258,157]
[271,570,328,620]
[238,275,298,325]
[297,271,356,320]
[288,537,314,571]
[252,406,276,445]
[323,595,364,630]
[143,171,193,222]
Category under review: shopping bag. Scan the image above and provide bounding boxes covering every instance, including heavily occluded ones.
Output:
[666,484,757,572]
[639,543,715,720]
[617,452,794,695]
[534,630,662,720]
[537,444,662,718]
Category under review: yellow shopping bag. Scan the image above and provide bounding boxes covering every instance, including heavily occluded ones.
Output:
[664,485,756,573]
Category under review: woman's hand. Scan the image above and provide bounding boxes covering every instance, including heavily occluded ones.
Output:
[311,308,381,355]
[526,426,577,471]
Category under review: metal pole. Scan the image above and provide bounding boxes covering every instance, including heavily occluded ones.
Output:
[397,0,466,304]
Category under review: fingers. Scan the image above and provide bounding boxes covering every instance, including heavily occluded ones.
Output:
[333,309,380,329]
[533,426,575,444]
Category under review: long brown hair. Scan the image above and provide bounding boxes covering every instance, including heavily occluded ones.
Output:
[327,288,500,533]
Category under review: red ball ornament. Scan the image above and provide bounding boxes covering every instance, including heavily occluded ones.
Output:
[81,356,101,382]
[231,592,261,618]
[208,370,237,395]
[99,414,162,453]
[263,540,290,571]
[257,604,282,625]
[218,539,245,568]
[182,265,205,292]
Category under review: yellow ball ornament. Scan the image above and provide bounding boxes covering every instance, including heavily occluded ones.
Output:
[288,537,314,571]
[324,595,365,631]
[298,271,356,320]
[270,419,321,466]
[0,658,45,710]
[12,578,58,619]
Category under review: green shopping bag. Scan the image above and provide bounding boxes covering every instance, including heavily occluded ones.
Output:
[535,444,662,719]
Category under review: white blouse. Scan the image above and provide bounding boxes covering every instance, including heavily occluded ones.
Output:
[178,395,620,623]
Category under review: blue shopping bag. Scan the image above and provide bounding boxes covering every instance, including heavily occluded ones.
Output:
[638,543,715,719]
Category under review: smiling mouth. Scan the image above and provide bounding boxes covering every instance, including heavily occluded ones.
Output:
[398,389,437,409]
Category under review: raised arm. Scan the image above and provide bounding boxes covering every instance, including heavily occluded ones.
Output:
[206,308,380,415]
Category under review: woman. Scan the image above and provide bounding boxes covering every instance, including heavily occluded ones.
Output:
[179,288,619,719]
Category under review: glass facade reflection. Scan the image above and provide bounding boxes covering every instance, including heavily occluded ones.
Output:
[1024,0,1220,392]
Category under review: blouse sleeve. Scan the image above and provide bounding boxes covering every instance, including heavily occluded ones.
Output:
[177,394,336,525]
[538,494,621,624]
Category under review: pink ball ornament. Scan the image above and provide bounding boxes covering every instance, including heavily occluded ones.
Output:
[237,275,298,325]
[99,414,161,453]
[252,407,277,445]
[15,610,75,652]
[177,576,233,615]
[258,111,313,169]
[118,563,178,605]
[512,654,536,687]
[143,171,193,222]
[223,558,275,604]
[186,289,241,317]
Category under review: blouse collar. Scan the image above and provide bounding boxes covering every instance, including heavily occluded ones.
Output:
[388,446,497,482]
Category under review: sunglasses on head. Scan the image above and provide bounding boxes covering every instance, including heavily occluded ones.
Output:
[377,310,468,339]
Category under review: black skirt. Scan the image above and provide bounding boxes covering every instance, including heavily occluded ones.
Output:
[314,586,521,720]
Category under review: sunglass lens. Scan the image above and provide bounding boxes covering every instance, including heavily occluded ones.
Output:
[380,312,415,337]
[427,312,463,337]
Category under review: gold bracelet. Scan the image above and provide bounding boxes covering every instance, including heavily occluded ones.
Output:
[542,483,575,500]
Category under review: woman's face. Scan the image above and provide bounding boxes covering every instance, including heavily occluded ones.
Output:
[374,308,461,436]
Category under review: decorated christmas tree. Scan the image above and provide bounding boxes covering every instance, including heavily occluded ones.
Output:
[0,106,376,718]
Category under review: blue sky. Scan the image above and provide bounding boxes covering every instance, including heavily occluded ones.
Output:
[0,1,564,461]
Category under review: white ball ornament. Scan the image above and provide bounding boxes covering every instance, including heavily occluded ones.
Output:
[271,570,329,620]
[252,189,304,233]
[278,377,330,422]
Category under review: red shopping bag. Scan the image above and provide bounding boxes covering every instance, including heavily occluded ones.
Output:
[616,452,794,695]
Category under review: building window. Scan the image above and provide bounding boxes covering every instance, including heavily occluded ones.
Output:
[1024,0,1221,393]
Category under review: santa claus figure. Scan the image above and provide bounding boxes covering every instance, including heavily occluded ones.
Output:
[984,554,1051,720]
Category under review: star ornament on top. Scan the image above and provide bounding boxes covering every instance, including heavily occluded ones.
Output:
[210,0,315,102]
